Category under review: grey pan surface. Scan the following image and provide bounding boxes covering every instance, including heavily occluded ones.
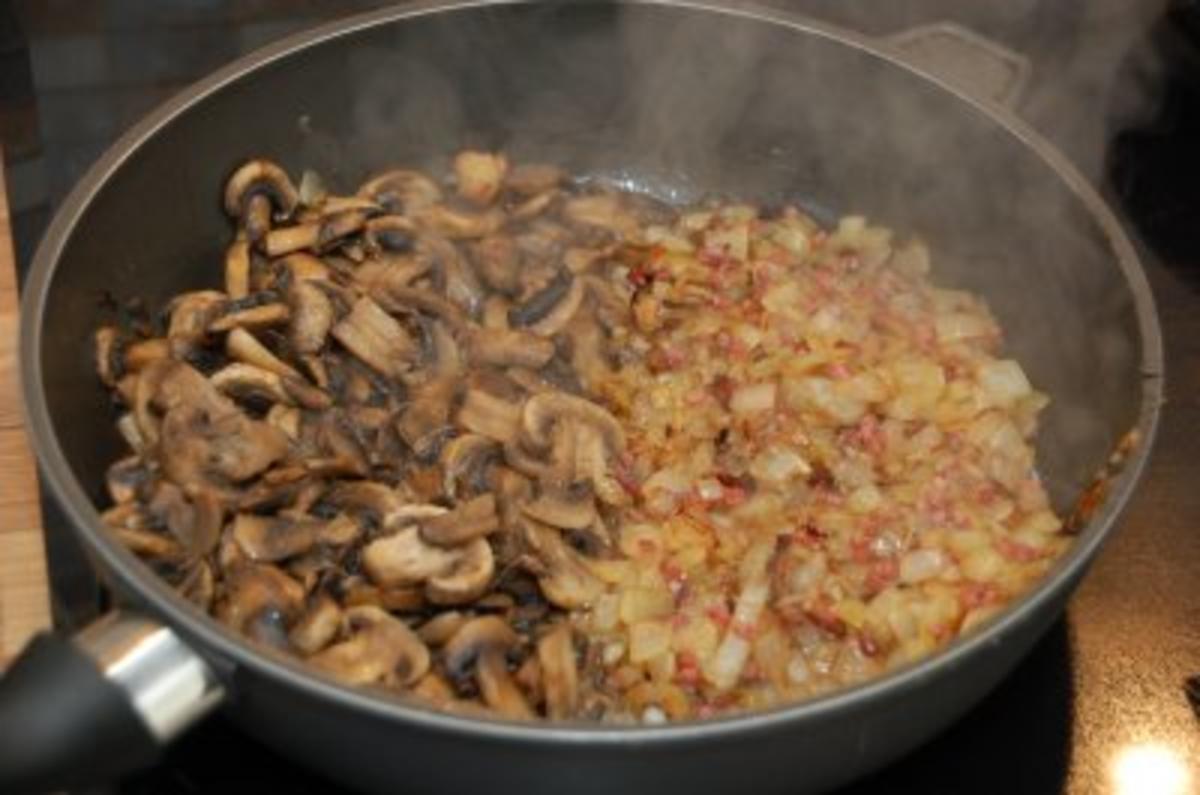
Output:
[18,1,1162,793]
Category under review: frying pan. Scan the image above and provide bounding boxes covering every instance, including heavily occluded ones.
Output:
[0,1,1162,793]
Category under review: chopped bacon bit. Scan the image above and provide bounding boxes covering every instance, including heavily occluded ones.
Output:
[858,633,881,657]
[864,558,899,595]
[732,621,757,640]
[825,361,851,380]
[996,538,1043,563]
[804,604,847,637]
[706,603,732,629]
[710,375,736,409]
[959,581,1000,610]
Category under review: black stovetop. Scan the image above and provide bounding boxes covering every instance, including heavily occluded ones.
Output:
[4,2,1200,794]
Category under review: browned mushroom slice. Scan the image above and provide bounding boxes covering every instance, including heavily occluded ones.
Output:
[467,328,555,370]
[263,209,369,258]
[178,559,215,610]
[416,611,467,646]
[310,605,431,687]
[166,290,226,355]
[421,494,499,547]
[521,519,603,609]
[289,593,343,655]
[575,423,629,507]
[125,338,171,372]
[326,481,407,527]
[231,513,323,562]
[413,204,504,240]
[225,161,298,246]
[521,391,625,455]
[522,485,597,531]
[146,481,223,557]
[411,672,458,706]
[425,537,494,606]
[469,235,521,296]
[363,214,418,255]
[357,169,442,215]
[308,411,370,478]
[443,616,532,719]
[208,302,290,334]
[331,296,418,379]
[396,376,458,461]
[225,238,252,299]
[505,163,566,196]
[537,623,579,720]
[94,327,124,386]
[454,151,508,206]
[105,456,150,504]
[210,362,294,407]
[288,280,334,355]
[362,525,456,587]
[372,285,468,329]
[216,562,306,633]
[225,327,301,380]
[440,433,501,500]
[482,295,512,330]
[457,389,522,444]
[159,399,289,489]
[493,466,534,531]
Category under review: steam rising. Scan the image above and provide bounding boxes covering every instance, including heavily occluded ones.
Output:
[293,0,1165,505]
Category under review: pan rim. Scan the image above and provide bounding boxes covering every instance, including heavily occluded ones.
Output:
[19,0,1164,744]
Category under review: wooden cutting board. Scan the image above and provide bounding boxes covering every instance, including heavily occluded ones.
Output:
[0,150,52,665]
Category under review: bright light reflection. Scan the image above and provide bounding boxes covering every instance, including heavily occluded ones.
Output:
[1112,743,1191,795]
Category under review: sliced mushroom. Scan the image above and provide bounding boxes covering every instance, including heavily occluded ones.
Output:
[469,235,521,296]
[421,494,499,546]
[440,433,501,500]
[208,302,290,334]
[167,290,226,355]
[425,537,495,605]
[106,456,150,504]
[522,485,597,531]
[372,284,468,329]
[225,327,302,380]
[357,169,443,215]
[363,215,418,255]
[331,296,418,379]
[210,362,293,407]
[468,328,555,370]
[288,280,335,355]
[509,190,560,222]
[414,204,504,240]
[225,238,252,299]
[416,611,468,646]
[362,525,458,587]
[277,252,332,283]
[326,481,407,527]
[125,338,171,372]
[232,513,321,562]
[263,209,369,257]
[178,559,215,609]
[289,593,343,655]
[146,482,222,557]
[159,397,289,488]
[216,562,306,633]
[521,391,624,455]
[95,327,123,386]
[224,159,300,237]
[575,423,629,507]
[537,623,579,720]
[310,605,430,687]
[457,389,523,444]
[506,270,585,338]
[521,519,603,609]
[443,615,532,719]
[396,376,459,460]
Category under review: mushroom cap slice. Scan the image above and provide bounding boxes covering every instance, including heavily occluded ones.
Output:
[310,605,430,687]
[521,520,603,609]
[289,594,343,655]
[225,327,302,380]
[442,615,519,674]
[440,433,501,500]
[231,513,321,562]
[225,238,252,299]
[288,280,335,355]
[467,328,555,370]
[521,391,625,456]
[362,525,459,588]
[420,493,500,547]
[331,296,418,379]
[425,537,495,606]
[537,623,579,720]
[457,389,522,444]
[476,648,534,720]
[522,486,597,531]
[356,169,442,215]
[223,159,300,220]
[216,563,306,633]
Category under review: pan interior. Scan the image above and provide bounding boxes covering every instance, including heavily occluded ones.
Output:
[34,0,1148,670]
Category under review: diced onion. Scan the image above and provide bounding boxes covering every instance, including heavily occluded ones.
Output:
[730,382,777,414]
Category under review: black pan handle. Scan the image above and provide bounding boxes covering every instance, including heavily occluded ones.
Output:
[0,613,223,794]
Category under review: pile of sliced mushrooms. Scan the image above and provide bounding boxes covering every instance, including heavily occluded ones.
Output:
[96,151,654,720]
